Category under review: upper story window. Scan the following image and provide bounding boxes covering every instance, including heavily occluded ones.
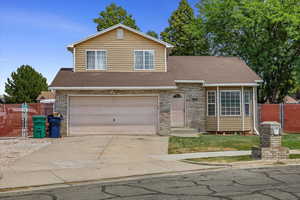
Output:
[207,91,216,116]
[86,50,107,70]
[220,90,241,116]
[134,50,154,70]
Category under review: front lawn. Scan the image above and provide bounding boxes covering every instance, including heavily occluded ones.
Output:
[186,155,252,163]
[169,134,300,154]
[186,154,300,163]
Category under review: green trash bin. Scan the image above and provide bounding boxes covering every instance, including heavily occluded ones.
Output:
[32,115,46,138]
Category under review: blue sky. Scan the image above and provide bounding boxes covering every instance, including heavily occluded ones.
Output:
[0,0,199,94]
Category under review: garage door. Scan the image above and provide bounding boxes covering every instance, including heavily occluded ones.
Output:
[69,96,158,135]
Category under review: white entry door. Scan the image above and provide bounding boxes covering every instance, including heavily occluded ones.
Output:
[171,94,185,127]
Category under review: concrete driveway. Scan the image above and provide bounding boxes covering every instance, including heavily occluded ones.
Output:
[0,135,215,189]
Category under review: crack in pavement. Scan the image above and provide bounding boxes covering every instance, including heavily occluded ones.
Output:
[1,165,300,200]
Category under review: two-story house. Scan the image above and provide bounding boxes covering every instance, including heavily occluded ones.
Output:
[49,24,262,136]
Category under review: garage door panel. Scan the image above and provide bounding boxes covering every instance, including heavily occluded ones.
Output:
[69,96,158,135]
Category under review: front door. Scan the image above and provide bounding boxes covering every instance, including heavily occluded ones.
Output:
[171,94,185,127]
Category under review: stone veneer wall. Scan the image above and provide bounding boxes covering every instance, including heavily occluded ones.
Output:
[54,83,206,136]
[175,83,206,132]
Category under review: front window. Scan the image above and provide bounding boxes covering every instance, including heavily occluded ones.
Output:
[244,90,252,116]
[207,91,216,116]
[220,91,241,116]
[86,50,106,70]
[134,50,154,70]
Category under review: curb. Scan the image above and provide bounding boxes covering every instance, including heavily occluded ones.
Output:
[0,167,225,193]
[181,158,300,169]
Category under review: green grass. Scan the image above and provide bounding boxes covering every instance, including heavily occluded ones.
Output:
[289,154,300,159]
[186,155,252,163]
[169,134,300,154]
[282,134,300,149]
[186,154,300,164]
[169,135,259,154]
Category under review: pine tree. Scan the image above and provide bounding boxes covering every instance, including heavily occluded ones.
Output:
[4,65,48,103]
[161,0,209,56]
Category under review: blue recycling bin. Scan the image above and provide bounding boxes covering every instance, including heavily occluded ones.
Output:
[48,116,62,138]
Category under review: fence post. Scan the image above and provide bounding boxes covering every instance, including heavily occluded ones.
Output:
[21,103,28,137]
[280,104,284,130]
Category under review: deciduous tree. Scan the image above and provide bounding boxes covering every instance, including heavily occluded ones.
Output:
[94,3,139,31]
[146,30,158,39]
[199,0,300,103]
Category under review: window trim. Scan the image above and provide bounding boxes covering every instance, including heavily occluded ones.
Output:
[133,50,155,70]
[207,90,216,116]
[85,49,107,70]
[220,90,242,117]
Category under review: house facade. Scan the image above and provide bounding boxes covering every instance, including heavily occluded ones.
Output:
[50,24,262,136]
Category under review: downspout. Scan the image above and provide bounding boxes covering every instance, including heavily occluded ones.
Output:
[217,86,220,132]
[241,86,244,132]
[73,47,76,72]
[253,87,259,135]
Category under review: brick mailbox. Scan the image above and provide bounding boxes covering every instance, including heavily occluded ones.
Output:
[252,121,289,160]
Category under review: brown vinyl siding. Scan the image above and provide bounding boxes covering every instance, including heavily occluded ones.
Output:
[74,28,166,72]
[205,86,254,132]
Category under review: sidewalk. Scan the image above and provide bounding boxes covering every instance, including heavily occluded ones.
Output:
[151,150,300,161]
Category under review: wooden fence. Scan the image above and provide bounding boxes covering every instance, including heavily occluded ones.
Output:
[259,104,300,133]
[0,103,53,137]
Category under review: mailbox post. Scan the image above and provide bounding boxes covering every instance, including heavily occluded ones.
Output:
[252,121,289,160]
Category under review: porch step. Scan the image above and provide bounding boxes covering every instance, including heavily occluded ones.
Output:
[171,128,200,136]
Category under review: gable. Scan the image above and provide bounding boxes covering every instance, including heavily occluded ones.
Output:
[73,27,167,72]
[68,24,173,50]
[74,27,165,48]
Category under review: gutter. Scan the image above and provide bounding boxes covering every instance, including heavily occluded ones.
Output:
[204,83,259,87]
[49,86,178,90]
[175,80,205,83]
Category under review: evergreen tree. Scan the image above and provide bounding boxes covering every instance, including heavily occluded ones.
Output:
[4,65,48,103]
[161,0,209,55]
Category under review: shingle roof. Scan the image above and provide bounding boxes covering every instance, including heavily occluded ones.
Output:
[50,56,261,88]
[37,91,55,100]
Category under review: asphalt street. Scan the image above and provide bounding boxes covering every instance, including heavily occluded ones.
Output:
[0,165,300,200]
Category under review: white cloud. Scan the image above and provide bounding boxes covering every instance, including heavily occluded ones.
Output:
[0,9,90,33]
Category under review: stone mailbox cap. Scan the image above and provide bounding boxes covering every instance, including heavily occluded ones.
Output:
[261,121,281,126]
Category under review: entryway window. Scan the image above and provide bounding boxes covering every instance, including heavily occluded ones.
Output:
[220,90,241,116]
[207,91,216,116]
[134,50,154,70]
[244,90,252,116]
[86,50,107,70]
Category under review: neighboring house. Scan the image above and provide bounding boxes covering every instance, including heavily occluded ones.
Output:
[283,96,298,104]
[49,24,262,136]
[37,91,55,103]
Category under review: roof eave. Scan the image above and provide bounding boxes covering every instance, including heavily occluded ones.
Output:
[49,86,177,90]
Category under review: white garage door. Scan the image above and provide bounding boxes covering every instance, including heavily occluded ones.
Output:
[69,96,158,135]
